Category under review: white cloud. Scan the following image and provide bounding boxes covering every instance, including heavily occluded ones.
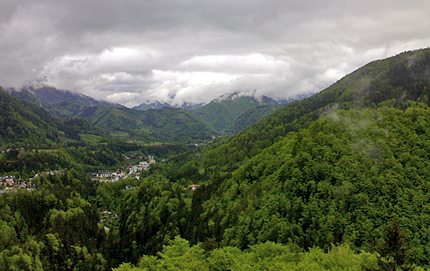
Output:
[106,92,140,107]
[0,0,429,107]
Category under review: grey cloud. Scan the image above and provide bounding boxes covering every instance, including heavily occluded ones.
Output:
[1,0,429,106]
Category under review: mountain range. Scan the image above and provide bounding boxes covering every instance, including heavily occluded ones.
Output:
[133,101,205,111]
[0,87,106,149]
[8,86,125,118]
[7,84,310,140]
[134,92,312,134]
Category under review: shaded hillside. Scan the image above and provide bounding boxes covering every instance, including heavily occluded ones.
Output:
[133,101,173,111]
[0,87,61,148]
[194,93,278,133]
[141,107,217,141]
[9,86,125,118]
[0,87,107,149]
[133,101,205,111]
[202,48,430,170]
[224,105,282,135]
[78,106,141,132]
[191,104,430,266]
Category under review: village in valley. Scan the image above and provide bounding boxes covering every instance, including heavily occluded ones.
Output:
[1,150,201,195]
[0,149,159,194]
[90,155,156,184]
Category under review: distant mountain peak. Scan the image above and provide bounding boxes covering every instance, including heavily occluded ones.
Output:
[10,85,124,108]
[132,101,173,111]
[215,90,258,102]
[133,100,205,112]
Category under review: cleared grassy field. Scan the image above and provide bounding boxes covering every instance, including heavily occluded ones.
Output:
[79,133,105,143]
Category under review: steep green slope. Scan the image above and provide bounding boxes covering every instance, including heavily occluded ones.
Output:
[194,93,278,133]
[0,88,62,148]
[0,87,110,149]
[202,48,430,170]
[9,86,125,118]
[132,101,172,111]
[224,105,282,135]
[192,104,430,266]
[109,103,430,268]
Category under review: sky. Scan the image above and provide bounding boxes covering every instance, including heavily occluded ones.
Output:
[1,0,430,107]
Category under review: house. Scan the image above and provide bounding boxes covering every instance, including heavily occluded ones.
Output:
[147,156,156,164]
[138,161,150,170]
[189,185,200,191]
[14,179,24,185]
[98,171,111,178]
[90,173,98,181]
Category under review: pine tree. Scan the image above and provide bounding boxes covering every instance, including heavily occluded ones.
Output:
[376,221,412,271]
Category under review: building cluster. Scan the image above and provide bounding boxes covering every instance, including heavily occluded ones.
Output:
[34,170,65,177]
[0,175,36,193]
[91,156,156,183]
[91,170,125,183]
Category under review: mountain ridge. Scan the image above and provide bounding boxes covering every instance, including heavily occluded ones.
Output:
[8,85,125,118]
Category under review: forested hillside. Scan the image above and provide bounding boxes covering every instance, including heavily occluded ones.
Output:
[9,86,125,118]
[0,88,106,149]
[224,105,281,135]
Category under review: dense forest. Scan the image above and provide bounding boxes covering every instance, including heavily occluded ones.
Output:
[2,48,430,270]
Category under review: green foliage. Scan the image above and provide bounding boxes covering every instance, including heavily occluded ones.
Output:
[0,87,115,150]
[0,88,61,149]
[0,173,107,270]
[225,104,281,135]
[182,103,430,267]
[376,221,412,271]
[108,179,190,265]
[0,139,144,178]
[112,236,379,270]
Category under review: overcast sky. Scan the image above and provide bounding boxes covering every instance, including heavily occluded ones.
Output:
[1,0,429,107]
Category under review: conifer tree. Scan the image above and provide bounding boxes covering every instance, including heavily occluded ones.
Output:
[376,221,412,271]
